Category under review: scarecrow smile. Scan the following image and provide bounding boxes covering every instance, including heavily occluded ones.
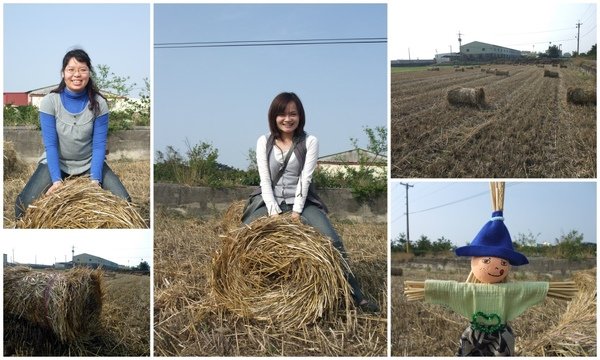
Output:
[487,269,505,277]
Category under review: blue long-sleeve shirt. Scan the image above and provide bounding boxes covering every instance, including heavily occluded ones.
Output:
[39,88,108,182]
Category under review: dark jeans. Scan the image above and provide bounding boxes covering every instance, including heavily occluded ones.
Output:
[243,201,365,302]
[15,162,131,219]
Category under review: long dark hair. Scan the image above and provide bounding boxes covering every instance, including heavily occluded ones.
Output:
[267,92,306,140]
[51,49,105,116]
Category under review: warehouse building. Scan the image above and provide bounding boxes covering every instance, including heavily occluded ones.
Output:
[460,41,521,60]
[73,253,121,270]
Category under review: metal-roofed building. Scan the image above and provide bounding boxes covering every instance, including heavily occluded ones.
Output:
[460,41,521,60]
[73,253,121,270]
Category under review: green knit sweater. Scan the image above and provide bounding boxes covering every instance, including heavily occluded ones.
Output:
[424,280,549,325]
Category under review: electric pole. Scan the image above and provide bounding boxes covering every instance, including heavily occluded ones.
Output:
[458,31,463,53]
[576,21,582,55]
[399,182,414,253]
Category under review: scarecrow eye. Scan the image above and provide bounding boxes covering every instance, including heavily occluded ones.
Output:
[501,260,508,266]
[482,258,491,264]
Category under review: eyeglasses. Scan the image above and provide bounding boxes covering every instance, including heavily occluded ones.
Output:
[65,67,90,75]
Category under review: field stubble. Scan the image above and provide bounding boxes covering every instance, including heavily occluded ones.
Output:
[391,63,596,177]
[153,208,387,356]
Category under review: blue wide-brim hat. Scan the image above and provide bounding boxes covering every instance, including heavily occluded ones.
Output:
[455,210,529,266]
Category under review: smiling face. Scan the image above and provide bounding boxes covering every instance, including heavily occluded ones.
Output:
[471,256,511,283]
[275,101,299,137]
[62,57,90,92]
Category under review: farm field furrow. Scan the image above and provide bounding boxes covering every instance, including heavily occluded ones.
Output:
[391,62,596,178]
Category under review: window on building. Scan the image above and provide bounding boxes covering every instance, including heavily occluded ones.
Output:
[482,48,486,51]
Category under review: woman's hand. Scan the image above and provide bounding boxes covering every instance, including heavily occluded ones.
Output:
[46,181,63,195]
[91,179,101,187]
[291,211,301,221]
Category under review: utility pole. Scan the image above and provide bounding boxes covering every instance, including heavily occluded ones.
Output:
[457,31,463,53]
[576,21,582,55]
[408,47,411,61]
[399,182,414,253]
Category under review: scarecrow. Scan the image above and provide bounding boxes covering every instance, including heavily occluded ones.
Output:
[404,182,577,356]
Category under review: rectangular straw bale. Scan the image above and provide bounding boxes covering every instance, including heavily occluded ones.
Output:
[544,70,559,78]
[495,70,509,76]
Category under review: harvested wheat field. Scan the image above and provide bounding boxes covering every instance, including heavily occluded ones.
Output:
[3,158,150,228]
[391,266,596,356]
[4,269,150,356]
[391,60,596,178]
[154,207,387,356]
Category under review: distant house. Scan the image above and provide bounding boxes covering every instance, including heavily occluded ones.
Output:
[317,148,387,177]
[3,84,133,110]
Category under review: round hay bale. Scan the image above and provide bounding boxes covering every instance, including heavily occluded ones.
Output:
[219,199,246,232]
[391,266,403,276]
[4,266,104,343]
[16,176,146,229]
[567,87,596,105]
[447,87,486,107]
[210,215,353,328]
[3,141,25,179]
[544,69,559,78]
[495,70,509,76]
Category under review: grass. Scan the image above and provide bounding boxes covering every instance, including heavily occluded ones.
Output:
[154,207,387,356]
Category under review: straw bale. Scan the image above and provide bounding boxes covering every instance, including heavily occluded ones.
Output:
[16,176,147,229]
[4,266,104,343]
[3,141,25,179]
[391,266,403,276]
[544,69,559,78]
[486,68,496,74]
[219,200,246,232]
[454,67,464,72]
[495,70,509,76]
[210,215,353,328]
[520,269,596,356]
[447,87,486,107]
[560,64,567,68]
[567,87,596,105]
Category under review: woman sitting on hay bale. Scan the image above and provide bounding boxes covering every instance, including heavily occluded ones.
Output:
[15,49,131,220]
[241,92,379,313]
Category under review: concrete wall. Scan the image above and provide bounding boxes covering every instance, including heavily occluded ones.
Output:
[154,182,387,223]
[4,126,150,162]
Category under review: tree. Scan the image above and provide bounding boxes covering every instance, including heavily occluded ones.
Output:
[414,235,432,255]
[432,236,453,253]
[586,44,597,57]
[344,126,387,202]
[136,261,150,272]
[392,232,407,252]
[93,64,135,96]
[555,230,585,261]
[546,45,561,58]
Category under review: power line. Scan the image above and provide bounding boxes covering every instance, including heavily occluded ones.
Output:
[155,37,387,49]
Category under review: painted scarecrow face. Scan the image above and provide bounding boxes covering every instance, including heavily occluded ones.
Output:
[470,256,511,283]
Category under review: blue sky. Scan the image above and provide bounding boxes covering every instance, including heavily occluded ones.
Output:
[390,1,597,59]
[3,3,150,95]
[154,3,387,169]
[390,181,597,247]
[2,231,153,268]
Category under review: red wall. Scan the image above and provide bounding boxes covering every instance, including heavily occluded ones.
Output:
[3,93,29,106]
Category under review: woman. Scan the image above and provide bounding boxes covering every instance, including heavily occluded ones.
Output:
[243,92,379,312]
[15,49,130,219]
